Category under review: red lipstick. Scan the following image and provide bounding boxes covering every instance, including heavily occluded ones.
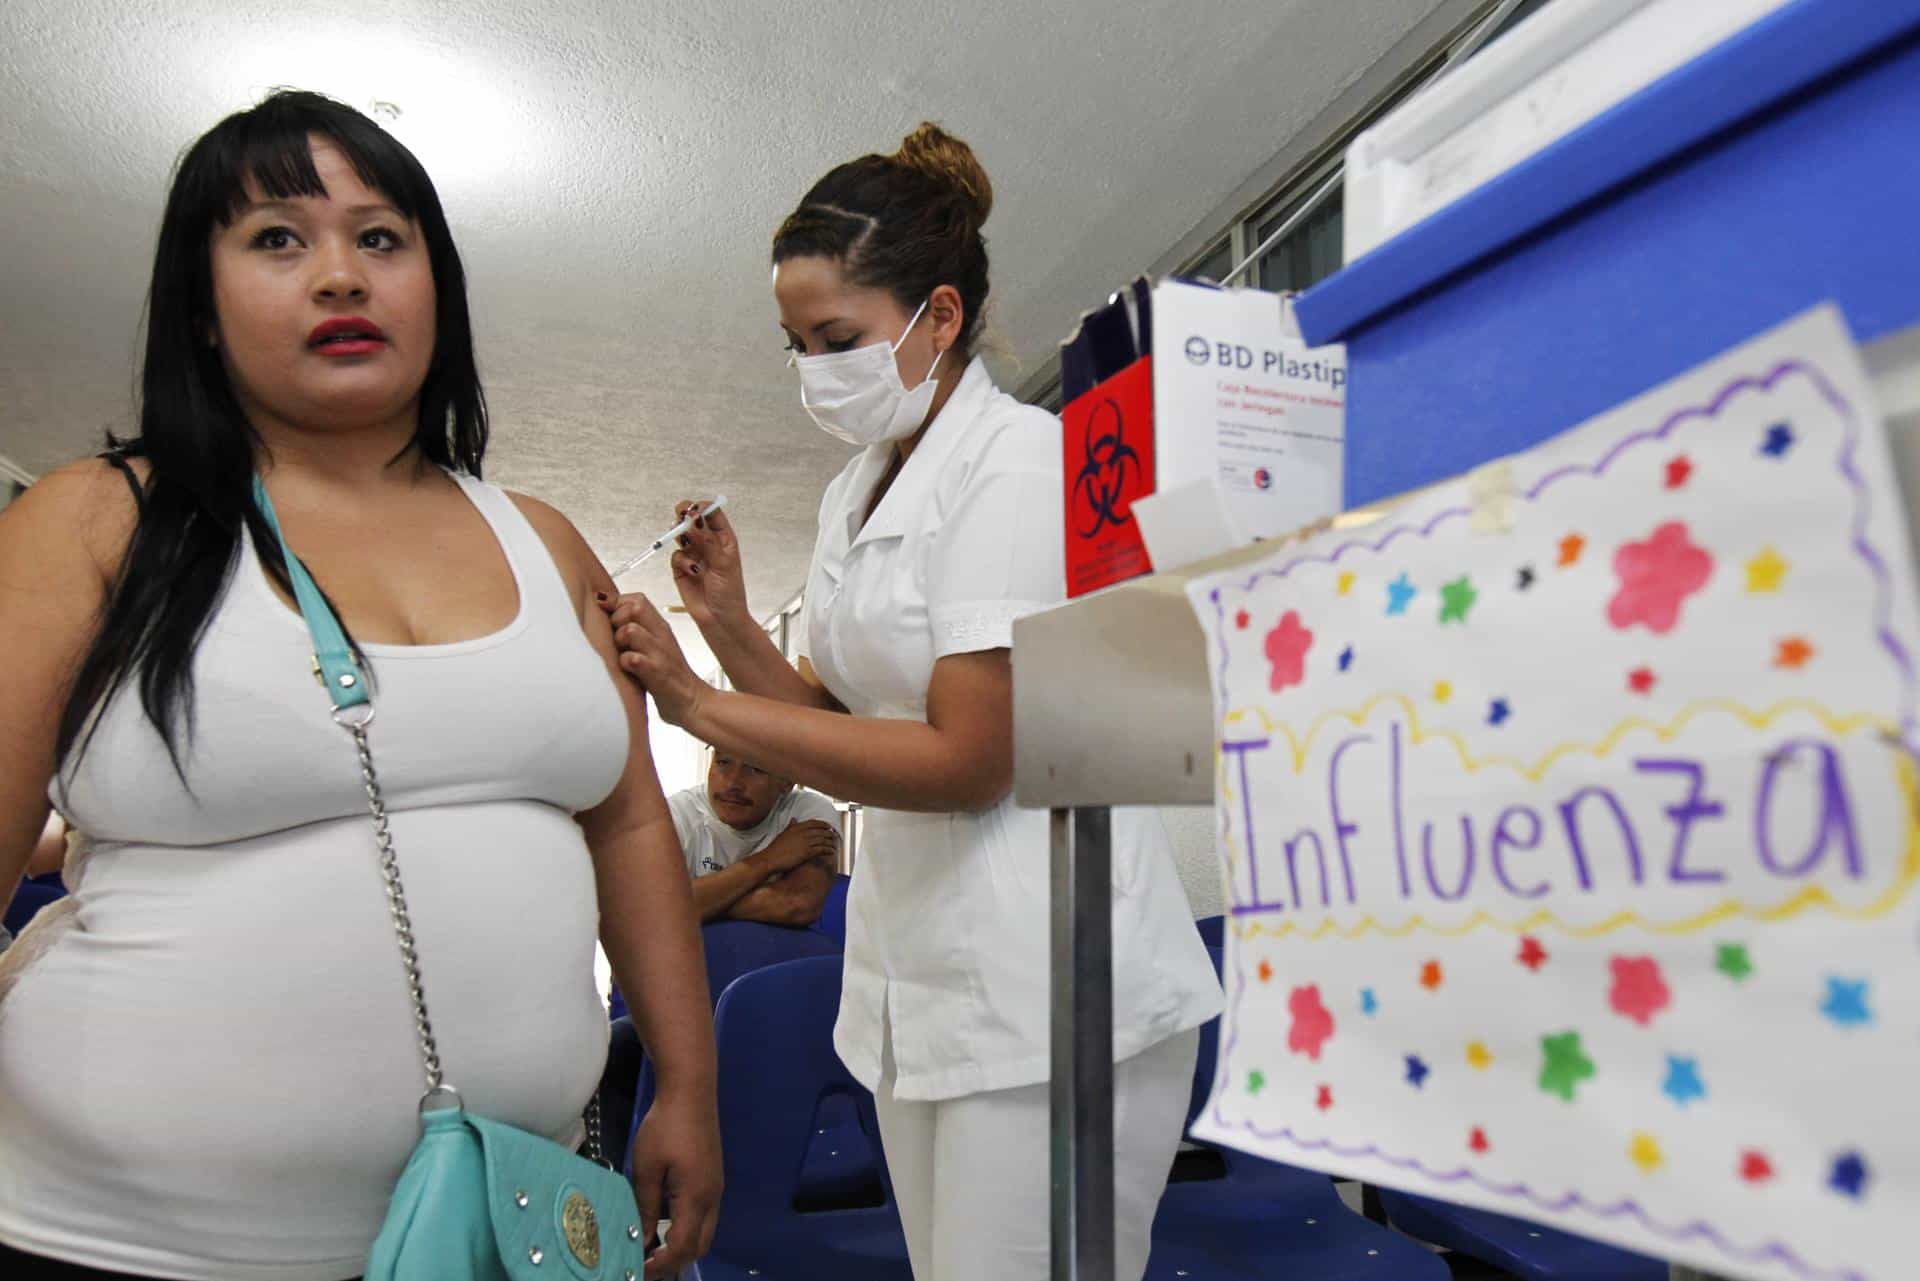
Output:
[307,316,387,356]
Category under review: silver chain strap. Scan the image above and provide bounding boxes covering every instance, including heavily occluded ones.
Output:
[346,720,445,1093]
[344,715,609,1168]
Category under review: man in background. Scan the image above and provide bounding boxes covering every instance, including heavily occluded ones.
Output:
[671,749,841,928]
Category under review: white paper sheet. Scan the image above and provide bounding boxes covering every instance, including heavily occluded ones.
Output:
[1185,306,1920,1281]
[1152,280,1346,543]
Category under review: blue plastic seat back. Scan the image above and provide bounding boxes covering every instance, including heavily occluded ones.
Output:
[812,874,851,946]
[609,902,844,1025]
[702,919,841,1009]
[793,1090,885,1212]
[1379,1189,1667,1281]
[4,874,66,936]
[1195,914,1225,950]
[1186,945,1226,1128]
[707,957,893,1239]
[694,957,910,1280]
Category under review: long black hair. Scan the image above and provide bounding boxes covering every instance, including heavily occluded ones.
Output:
[57,89,489,776]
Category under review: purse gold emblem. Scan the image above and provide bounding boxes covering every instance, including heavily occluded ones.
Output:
[562,1191,601,1268]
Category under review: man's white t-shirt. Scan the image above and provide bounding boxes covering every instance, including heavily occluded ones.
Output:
[666,786,842,878]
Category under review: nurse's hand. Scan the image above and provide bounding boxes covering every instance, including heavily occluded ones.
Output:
[608,593,711,728]
[667,499,747,631]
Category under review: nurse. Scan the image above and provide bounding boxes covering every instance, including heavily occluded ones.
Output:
[608,123,1221,1279]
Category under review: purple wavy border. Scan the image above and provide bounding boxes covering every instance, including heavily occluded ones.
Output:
[1202,357,1907,1281]
[1202,1116,1869,1281]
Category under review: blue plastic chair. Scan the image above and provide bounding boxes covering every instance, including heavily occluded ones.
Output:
[622,921,846,1169]
[4,874,66,937]
[701,919,842,1006]
[696,956,910,1281]
[1379,1190,1667,1281]
[792,1090,885,1212]
[610,907,846,1023]
[1148,947,1450,1280]
[812,873,851,946]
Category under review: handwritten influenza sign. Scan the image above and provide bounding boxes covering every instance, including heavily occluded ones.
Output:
[1186,308,1920,1281]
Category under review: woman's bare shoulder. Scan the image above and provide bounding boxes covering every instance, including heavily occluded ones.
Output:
[504,488,616,607]
[0,455,145,584]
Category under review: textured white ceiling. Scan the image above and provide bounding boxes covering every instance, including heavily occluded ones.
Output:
[1,0,1450,639]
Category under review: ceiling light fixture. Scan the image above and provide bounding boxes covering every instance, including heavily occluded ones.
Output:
[229,33,524,186]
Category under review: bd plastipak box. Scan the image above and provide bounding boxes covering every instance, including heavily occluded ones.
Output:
[1154,280,1346,538]
[1062,279,1347,597]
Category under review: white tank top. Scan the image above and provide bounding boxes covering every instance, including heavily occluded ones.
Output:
[0,472,629,1280]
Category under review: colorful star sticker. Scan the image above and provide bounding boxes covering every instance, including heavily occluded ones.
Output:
[1468,1126,1490,1154]
[1405,1055,1431,1089]
[1662,1056,1706,1108]
[1775,636,1815,669]
[1337,571,1356,596]
[1315,1084,1334,1111]
[1360,988,1378,1016]
[1419,960,1444,991]
[1609,955,1672,1026]
[1761,422,1796,458]
[1438,575,1478,624]
[1740,1150,1775,1184]
[1234,610,1251,630]
[1517,936,1549,971]
[1247,1069,1267,1096]
[1746,547,1788,594]
[1466,1042,1493,1071]
[1821,977,1872,1027]
[1539,1031,1596,1102]
[1338,645,1354,672]
[1488,698,1511,726]
[1516,565,1536,591]
[1664,455,1693,489]
[1433,680,1454,704]
[1829,1151,1869,1199]
[1558,533,1586,567]
[1630,1132,1665,1174]
[1257,958,1273,983]
[1265,611,1315,692]
[1628,666,1657,695]
[1386,574,1416,616]
[1288,985,1336,1060]
[1715,943,1753,982]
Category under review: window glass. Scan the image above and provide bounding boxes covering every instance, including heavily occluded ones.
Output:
[1184,237,1235,284]
[1255,187,1345,294]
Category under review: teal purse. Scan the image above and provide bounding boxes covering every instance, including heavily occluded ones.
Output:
[250,477,655,1281]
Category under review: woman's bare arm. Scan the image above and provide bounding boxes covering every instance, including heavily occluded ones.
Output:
[509,492,721,1270]
[0,460,137,889]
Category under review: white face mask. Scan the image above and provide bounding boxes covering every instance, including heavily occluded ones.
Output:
[795,299,945,447]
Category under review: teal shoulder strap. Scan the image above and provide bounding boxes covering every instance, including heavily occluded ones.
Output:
[250,474,370,712]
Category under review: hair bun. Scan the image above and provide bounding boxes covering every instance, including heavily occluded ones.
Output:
[892,122,994,226]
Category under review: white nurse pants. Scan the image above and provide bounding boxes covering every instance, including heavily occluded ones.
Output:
[872,1027,1200,1281]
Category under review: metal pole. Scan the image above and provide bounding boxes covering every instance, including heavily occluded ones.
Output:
[1051,806,1116,1281]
